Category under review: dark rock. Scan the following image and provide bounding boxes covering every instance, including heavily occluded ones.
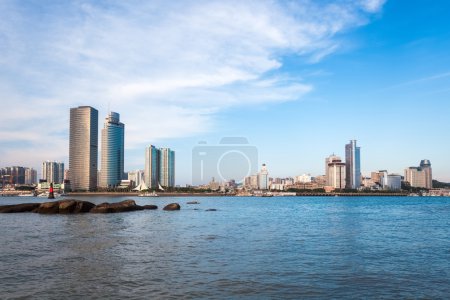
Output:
[0,203,40,213]
[186,201,200,204]
[205,209,217,211]
[36,201,60,214]
[58,200,77,213]
[142,205,158,210]
[73,200,96,213]
[90,200,144,213]
[163,203,181,211]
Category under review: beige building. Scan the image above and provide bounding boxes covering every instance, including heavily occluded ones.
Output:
[69,106,98,191]
[325,155,346,189]
[404,160,432,189]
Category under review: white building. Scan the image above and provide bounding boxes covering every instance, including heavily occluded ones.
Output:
[128,170,144,188]
[258,164,269,190]
[295,174,312,184]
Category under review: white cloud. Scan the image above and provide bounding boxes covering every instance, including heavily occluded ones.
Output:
[0,0,386,168]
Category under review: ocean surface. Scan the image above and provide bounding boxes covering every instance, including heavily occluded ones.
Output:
[0,196,449,299]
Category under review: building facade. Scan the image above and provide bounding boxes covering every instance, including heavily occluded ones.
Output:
[25,168,37,185]
[99,112,125,188]
[159,148,175,188]
[42,161,64,184]
[404,159,433,189]
[325,155,346,190]
[258,164,269,190]
[69,106,98,191]
[345,140,361,189]
[144,145,160,189]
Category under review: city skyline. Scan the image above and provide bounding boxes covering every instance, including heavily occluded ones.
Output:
[1,1,450,183]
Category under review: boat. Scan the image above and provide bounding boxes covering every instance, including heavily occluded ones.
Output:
[138,191,159,197]
[18,193,36,197]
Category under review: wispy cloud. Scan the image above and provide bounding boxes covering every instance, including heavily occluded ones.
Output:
[0,0,386,167]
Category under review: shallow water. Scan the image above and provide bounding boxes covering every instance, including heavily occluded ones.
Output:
[1,196,449,299]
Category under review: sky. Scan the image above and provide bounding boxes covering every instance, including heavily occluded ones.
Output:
[1,0,450,184]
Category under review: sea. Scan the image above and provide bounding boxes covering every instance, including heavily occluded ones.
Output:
[0,196,449,299]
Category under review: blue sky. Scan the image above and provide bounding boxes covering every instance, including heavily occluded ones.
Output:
[1,0,449,184]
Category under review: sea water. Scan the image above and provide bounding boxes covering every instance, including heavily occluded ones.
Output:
[1,196,449,299]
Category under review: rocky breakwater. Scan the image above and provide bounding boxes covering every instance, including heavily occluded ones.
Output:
[0,199,163,214]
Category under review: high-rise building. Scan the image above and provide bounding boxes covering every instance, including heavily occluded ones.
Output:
[144,145,160,189]
[404,160,433,189]
[159,148,175,188]
[69,106,98,191]
[345,140,361,189]
[258,164,269,190]
[1,166,26,184]
[42,161,64,184]
[99,112,125,188]
[25,168,37,185]
[420,159,433,189]
[325,155,346,189]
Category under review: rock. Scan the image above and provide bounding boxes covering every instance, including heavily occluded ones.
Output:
[36,201,60,214]
[205,209,217,211]
[0,203,40,213]
[163,203,181,211]
[186,201,200,204]
[73,200,96,213]
[142,205,158,210]
[58,200,77,213]
[90,200,144,213]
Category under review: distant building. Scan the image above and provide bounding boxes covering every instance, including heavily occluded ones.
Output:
[345,140,361,189]
[144,145,160,189]
[69,106,98,191]
[295,174,312,184]
[1,166,26,184]
[99,112,125,188]
[404,159,433,189]
[25,168,37,185]
[258,164,269,190]
[325,155,346,189]
[379,171,402,191]
[159,148,175,188]
[128,170,144,188]
[42,161,64,184]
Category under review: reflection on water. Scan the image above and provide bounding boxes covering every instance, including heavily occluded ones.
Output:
[1,196,449,299]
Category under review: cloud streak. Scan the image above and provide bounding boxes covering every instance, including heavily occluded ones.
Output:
[0,0,385,168]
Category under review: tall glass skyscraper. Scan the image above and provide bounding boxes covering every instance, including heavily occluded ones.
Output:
[345,140,361,189]
[69,106,98,191]
[144,145,160,189]
[159,148,175,188]
[99,112,125,188]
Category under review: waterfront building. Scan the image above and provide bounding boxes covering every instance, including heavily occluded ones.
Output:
[25,168,37,185]
[128,170,144,188]
[258,164,269,190]
[144,145,160,189]
[99,112,125,188]
[69,106,98,191]
[325,155,346,190]
[0,166,26,184]
[295,174,312,184]
[345,140,361,189]
[404,159,433,189]
[379,171,402,191]
[159,148,175,188]
[42,161,64,184]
